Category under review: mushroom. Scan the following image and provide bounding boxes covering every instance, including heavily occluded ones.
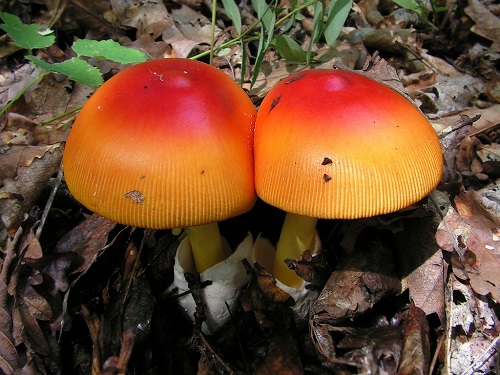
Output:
[63,58,257,273]
[254,69,443,289]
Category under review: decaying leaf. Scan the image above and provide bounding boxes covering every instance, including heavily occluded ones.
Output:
[336,325,403,373]
[117,0,173,38]
[465,0,500,51]
[411,74,486,119]
[455,136,484,177]
[447,276,500,374]
[348,27,418,55]
[8,73,94,131]
[397,303,430,375]
[162,5,218,58]
[310,234,401,326]
[433,105,500,138]
[12,297,50,356]
[394,212,447,323]
[255,332,303,375]
[0,144,63,236]
[310,312,405,371]
[55,213,117,273]
[0,329,18,375]
[240,260,303,374]
[477,179,500,219]
[436,190,500,301]
[242,261,295,310]
[23,252,76,294]
[0,0,498,372]
[0,223,69,368]
[247,59,303,99]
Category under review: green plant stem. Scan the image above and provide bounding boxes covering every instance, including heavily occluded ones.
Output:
[191,0,316,61]
[41,106,82,126]
[275,0,317,28]
[210,0,217,65]
[191,35,260,61]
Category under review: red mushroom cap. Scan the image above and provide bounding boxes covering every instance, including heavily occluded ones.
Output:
[63,58,256,229]
[254,69,443,219]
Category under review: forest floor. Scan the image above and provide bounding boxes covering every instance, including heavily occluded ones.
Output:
[0,0,499,374]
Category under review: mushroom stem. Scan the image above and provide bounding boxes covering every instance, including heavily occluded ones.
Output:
[273,213,318,288]
[188,222,225,273]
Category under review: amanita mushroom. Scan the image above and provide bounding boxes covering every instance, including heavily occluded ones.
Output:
[63,58,256,273]
[254,69,443,289]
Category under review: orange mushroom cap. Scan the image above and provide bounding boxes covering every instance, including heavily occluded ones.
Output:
[254,69,443,219]
[63,58,257,229]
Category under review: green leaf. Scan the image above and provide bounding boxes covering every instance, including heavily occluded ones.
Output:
[26,56,104,86]
[72,39,148,64]
[220,0,242,35]
[251,25,266,88]
[251,0,275,31]
[392,0,430,20]
[392,0,437,29]
[324,0,353,46]
[433,6,447,13]
[282,14,297,33]
[0,12,55,49]
[392,0,421,12]
[274,35,308,63]
[217,47,231,56]
[250,0,276,88]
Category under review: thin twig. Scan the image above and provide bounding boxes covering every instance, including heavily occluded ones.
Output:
[461,336,500,375]
[35,163,63,240]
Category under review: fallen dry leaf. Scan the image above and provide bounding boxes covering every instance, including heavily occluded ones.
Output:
[477,179,500,219]
[436,190,500,301]
[119,34,171,60]
[256,332,303,375]
[0,144,61,180]
[465,0,500,51]
[397,303,430,375]
[0,233,18,374]
[117,0,173,38]
[0,224,57,368]
[312,322,404,371]
[240,260,304,374]
[411,74,486,119]
[0,328,18,375]
[337,325,403,373]
[432,105,500,137]
[455,43,500,82]
[0,64,38,110]
[247,57,304,99]
[393,212,447,323]
[356,0,384,25]
[12,297,50,356]
[348,27,418,55]
[242,262,295,309]
[310,234,401,326]
[0,144,63,236]
[8,73,94,133]
[162,5,217,58]
[0,0,499,371]
[447,275,500,374]
[55,213,117,274]
[455,136,488,179]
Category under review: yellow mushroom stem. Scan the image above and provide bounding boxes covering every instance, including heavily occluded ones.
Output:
[272,213,318,288]
[188,221,225,273]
